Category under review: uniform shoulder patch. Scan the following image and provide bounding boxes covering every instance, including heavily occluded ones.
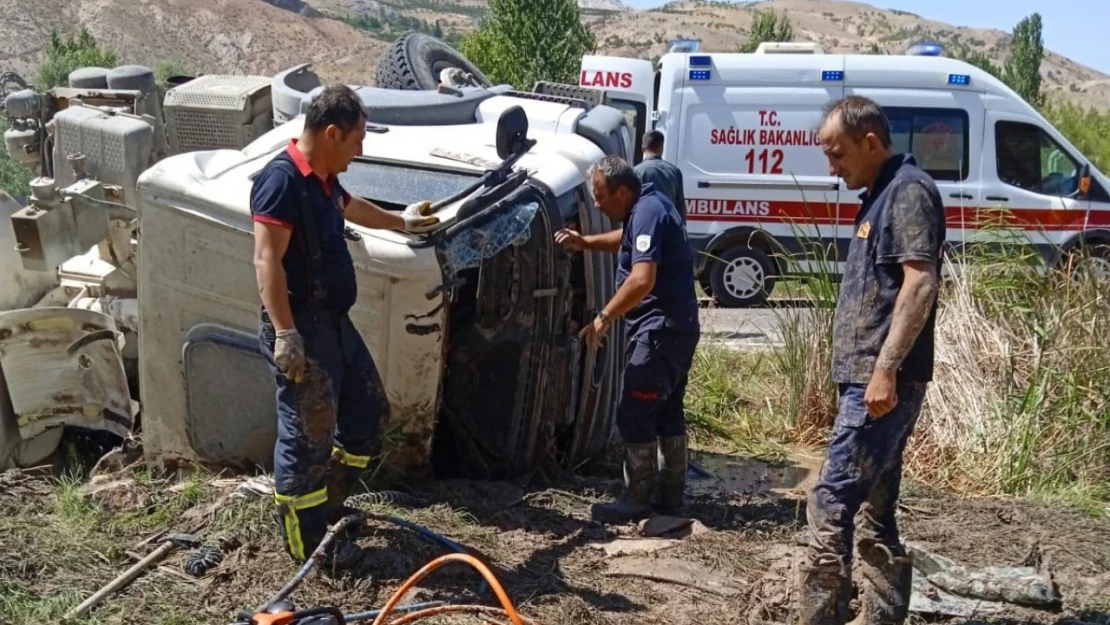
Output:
[635,234,651,252]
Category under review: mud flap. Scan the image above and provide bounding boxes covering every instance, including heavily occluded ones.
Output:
[0,308,135,444]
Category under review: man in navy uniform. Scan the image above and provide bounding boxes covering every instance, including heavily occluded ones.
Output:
[634,130,686,221]
[798,95,945,625]
[554,155,701,523]
[250,84,438,572]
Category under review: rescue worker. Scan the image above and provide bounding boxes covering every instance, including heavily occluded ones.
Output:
[250,84,439,571]
[634,130,686,221]
[798,96,944,625]
[554,155,700,523]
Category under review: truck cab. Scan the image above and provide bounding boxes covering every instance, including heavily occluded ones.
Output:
[1,59,635,480]
[581,48,1110,307]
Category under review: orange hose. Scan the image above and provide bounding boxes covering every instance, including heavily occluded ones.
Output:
[370,553,524,625]
[381,604,537,625]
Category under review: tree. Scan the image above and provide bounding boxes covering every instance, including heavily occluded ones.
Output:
[1002,13,1044,107]
[36,28,118,90]
[738,9,794,53]
[458,0,597,90]
[0,120,35,197]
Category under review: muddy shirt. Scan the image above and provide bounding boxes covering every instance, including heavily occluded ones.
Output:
[617,183,699,338]
[251,140,358,315]
[831,154,946,384]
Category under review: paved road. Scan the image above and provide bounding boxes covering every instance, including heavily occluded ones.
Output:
[697,302,813,349]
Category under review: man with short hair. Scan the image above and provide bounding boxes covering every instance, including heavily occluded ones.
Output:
[554,155,700,523]
[634,130,686,221]
[251,84,439,571]
[798,95,945,625]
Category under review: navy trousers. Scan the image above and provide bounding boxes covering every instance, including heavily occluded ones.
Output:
[801,381,927,625]
[615,328,700,445]
[259,309,389,561]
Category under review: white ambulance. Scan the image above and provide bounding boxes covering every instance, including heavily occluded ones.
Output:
[579,46,1110,307]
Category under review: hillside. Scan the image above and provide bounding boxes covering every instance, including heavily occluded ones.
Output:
[1,0,1108,110]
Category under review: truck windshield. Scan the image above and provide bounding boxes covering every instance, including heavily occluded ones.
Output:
[339,159,481,209]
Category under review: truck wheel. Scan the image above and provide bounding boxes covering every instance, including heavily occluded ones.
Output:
[376,31,492,91]
[708,245,776,308]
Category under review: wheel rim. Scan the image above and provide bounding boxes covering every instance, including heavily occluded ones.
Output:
[1073,254,1110,283]
[722,256,764,301]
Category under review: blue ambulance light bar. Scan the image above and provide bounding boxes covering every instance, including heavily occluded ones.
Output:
[822,70,844,81]
[907,42,944,56]
[947,73,971,85]
[689,70,711,80]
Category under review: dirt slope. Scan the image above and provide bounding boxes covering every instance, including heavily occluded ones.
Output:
[2,0,1107,109]
[0,0,388,85]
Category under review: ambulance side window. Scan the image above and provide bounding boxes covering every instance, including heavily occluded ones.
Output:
[995,121,1081,197]
[883,107,970,182]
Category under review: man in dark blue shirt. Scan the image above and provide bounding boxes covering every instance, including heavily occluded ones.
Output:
[251,84,438,572]
[634,130,686,221]
[554,155,700,523]
[798,96,945,625]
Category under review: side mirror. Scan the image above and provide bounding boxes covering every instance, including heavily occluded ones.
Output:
[496,105,529,160]
[1078,163,1091,199]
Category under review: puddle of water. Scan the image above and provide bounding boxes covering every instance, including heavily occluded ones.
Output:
[688,450,821,498]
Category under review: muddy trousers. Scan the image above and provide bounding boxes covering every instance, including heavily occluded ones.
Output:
[799,382,927,625]
[615,328,700,445]
[259,309,390,562]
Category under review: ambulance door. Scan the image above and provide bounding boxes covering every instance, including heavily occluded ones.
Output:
[579,56,655,163]
[842,86,984,263]
[981,106,1099,262]
[678,55,845,305]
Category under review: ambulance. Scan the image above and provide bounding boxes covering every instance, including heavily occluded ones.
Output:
[579,44,1110,307]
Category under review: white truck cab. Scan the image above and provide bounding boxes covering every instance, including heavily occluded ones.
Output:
[0,45,636,479]
[581,48,1110,307]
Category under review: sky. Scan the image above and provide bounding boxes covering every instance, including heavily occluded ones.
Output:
[620,0,1108,74]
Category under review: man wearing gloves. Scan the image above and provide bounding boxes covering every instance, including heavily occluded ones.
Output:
[250,84,438,572]
[554,155,700,523]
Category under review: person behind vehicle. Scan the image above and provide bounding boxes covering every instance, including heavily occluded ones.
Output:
[554,155,700,523]
[798,95,944,625]
[251,84,440,572]
[634,130,686,222]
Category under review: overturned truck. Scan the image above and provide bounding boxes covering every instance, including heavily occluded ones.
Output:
[0,34,638,479]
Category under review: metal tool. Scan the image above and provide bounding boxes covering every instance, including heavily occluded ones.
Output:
[64,532,201,620]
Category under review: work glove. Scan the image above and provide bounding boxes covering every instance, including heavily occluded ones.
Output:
[402,200,439,234]
[274,328,306,383]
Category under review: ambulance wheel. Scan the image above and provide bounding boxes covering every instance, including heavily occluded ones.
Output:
[708,245,775,308]
[1063,242,1110,283]
[376,31,492,91]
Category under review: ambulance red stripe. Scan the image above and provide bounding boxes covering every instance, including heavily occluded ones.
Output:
[684,198,1110,232]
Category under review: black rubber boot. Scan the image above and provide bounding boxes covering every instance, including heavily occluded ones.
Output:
[853,541,914,625]
[591,442,657,523]
[796,552,852,625]
[653,434,688,515]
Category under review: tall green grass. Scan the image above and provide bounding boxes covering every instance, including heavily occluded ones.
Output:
[695,204,1110,512]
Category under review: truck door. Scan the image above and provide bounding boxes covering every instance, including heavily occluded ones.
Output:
[842,86,984,265]
[579,56,655,163]
[981,108,1095,261]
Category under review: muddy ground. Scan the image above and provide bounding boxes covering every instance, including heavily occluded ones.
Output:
[1,445,1108,625]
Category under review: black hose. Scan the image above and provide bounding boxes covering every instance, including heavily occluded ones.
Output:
[256,512,364,613]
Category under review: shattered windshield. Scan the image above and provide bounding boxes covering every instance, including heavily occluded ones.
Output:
[339,159,480,208]
[439,195,540,277]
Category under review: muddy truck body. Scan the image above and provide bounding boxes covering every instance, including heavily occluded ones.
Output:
[0,36,638,479]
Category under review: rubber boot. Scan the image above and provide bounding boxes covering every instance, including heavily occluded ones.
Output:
[590,442,657,523]
[654,434,688,515]
[324,460,368,536]
[853,541,914,625]
[796,552,852,625]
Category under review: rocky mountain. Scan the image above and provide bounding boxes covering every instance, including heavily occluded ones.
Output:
[1,0,1106,110]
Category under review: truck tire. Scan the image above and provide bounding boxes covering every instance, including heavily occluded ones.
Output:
[376,31,492,91]
[708,245,776,308]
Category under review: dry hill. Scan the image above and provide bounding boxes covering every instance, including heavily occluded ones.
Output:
[2,0,1108,110]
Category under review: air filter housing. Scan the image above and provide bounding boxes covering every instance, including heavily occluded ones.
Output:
[163,74,273,155]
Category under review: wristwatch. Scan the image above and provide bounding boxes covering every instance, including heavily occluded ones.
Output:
[596,311,611,326]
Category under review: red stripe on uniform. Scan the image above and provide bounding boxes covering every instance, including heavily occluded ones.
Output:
[253,214,293,229]
[683,199,1110,232]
